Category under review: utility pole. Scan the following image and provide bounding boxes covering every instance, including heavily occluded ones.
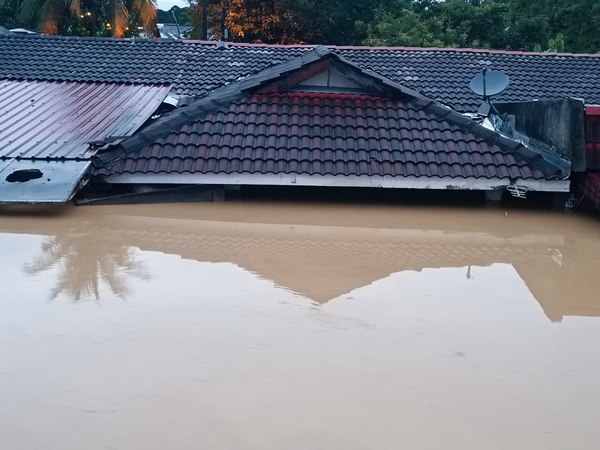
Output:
[221,5,228,41]
[202,0,208,40]
[172,10,181,39]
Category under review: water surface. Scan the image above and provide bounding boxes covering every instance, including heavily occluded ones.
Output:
[1,202,599,449]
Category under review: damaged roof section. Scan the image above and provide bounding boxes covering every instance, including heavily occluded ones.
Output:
[0,80,171,203]
[94,48,570,186]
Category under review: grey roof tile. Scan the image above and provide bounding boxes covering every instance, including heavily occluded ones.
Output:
[2,35,600,112]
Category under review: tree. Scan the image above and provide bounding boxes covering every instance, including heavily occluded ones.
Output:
[190,0,307,43]
[292,0,396,45]
[361,0,598,53]
[157,5,191,24]
[24,229,149,302]
[0,0,22,29]
[432,1,509,49]
[547,33,565,53]
[364,9,447,47]
[507,0,599,53]
[1,0,597,52]
[188,0,394,45]
[17,0,157,37]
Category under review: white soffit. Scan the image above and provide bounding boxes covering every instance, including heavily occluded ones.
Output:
[105,173,570,193]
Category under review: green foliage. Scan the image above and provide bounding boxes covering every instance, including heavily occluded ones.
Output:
[363,8,458,47]
[361,0,598,53]
[547,33,565,53]
[156,5,191,25]
[0,0,156,36]
[0,0,597,53]
[508,0,599,53]
[186,0,393,44]
[0,0,23,29]
[292,0,396,45]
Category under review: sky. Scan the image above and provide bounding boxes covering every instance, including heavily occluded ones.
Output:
[157,0,188,11]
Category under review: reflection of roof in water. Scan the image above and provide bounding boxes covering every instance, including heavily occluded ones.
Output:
[100,218,556,303]
[1,202,599,321]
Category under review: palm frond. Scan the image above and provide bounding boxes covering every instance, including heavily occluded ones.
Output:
[19,0,44,25]
[41,0,62,34]
[132,0,157,35]
[66,0,81,15]
[112,0,129,38]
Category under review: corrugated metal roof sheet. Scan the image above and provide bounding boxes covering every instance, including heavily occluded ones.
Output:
[0,80,171,160]
[0,159,89,203]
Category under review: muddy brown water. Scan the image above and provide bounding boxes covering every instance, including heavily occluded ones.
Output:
[1,201,599,449]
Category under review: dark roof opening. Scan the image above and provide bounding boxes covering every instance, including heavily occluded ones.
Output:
[6,169,43,183]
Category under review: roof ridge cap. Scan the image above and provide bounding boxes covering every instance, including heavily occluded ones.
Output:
[327,44,600,58]
[182,40,600,57]
[95,48,330,166]
[96,46,437,167]
[2,34,600,57]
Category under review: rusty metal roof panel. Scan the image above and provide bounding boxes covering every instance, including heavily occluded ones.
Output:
[0,79,171,160]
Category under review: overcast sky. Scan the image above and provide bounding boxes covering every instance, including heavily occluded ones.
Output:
[157,0,188,11]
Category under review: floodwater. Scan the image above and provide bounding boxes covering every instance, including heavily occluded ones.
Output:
[0,200,599,450]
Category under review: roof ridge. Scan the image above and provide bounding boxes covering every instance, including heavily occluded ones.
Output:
[0,78,171,88]
[2,34,600,58]
[94,46,433,166]
[327,45,600,58]
[93,48,329,166]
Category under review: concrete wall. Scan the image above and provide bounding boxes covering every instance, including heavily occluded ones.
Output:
[496,99,586,173]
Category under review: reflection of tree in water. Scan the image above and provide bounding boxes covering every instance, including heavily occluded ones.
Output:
[24,231,149,302]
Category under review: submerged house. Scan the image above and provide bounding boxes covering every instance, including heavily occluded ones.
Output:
[0,34,599,205]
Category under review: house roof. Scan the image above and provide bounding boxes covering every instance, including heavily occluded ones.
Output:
[1,34,600,112]
[158,24,193,39]
[93,48,569,182]
[96,92,563,181]
[0,79,171,160]
[0,79,170,204]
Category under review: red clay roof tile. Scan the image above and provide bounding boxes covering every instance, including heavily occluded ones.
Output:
[100,92,564,181]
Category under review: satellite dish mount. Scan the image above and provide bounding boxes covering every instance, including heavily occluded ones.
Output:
[469,69,509,117]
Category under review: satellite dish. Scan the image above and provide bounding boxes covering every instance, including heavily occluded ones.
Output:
[469,69,509,98]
